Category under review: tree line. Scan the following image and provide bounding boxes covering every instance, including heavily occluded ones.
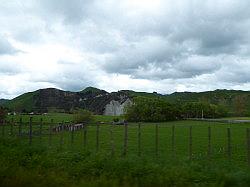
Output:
[124,96,228,122]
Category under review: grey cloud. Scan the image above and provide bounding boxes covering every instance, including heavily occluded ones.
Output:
[0,37,18,55]
[38,0,93,24]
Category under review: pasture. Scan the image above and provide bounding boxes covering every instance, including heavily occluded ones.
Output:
[1,113,250,186]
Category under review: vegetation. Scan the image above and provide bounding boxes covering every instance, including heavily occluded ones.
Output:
[125,97,181,122]
[73,109,93,124]
[125,97,228,122]
[1,118,250,186]
[182,102,228,118]
[2,88,250,117]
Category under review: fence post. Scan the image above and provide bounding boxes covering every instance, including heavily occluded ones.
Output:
[227,128,231,159]
[83,125,87,149]
[189,126,193,160]
[138,123,141,157]
[29,117,33,145]
[39,118,43,141]
[96,123,100,152]
[71,124,74,146]
[208,126,211,158]
[18,117,22,137]
[247,128,250,167]
[49,119,53,146]
[155,123,159,157]
[39,118,43,143]
[2,120,5,137]
[123,121,128,157]
[110,123,115,157]
[10,117,13,136]
[60,121,64,149]
[172,125,175,157]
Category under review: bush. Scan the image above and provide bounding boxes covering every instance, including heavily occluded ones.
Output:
[113,118,119,122]
[73,109,93,124]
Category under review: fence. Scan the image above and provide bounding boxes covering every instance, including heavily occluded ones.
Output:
[1,118,250,165]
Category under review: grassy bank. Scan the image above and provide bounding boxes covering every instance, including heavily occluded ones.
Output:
[1,115,250,186]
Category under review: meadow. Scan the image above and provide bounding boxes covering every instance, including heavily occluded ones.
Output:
[1,113,250,186]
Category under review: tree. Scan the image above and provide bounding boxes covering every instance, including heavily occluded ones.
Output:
[125,97,181,122]
[73,109,93,124]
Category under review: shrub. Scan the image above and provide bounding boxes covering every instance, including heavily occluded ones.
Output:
[73,109,93,124]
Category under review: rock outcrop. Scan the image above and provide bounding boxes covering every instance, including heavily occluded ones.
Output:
[4,87,133,116]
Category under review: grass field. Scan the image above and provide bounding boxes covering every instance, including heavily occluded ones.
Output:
[221,117,250,120]
[1,114,250,186]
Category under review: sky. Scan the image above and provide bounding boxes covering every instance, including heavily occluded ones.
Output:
[1,0,250,99]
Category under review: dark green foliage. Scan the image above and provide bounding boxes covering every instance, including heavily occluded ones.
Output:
[125,97,181,122]
[125,97,228,122]
[165,89,250,117]
[113,118,119,122]
[182,102,228,118]
[73,109,93,124]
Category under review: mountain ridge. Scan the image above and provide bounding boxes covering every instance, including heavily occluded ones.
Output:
[1,87,250,116]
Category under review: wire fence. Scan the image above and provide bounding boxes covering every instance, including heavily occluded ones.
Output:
[1,117,250,165]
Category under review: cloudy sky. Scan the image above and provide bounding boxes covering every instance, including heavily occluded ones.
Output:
[1,0,250,99]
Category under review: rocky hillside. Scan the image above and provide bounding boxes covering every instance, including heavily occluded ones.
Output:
[3,87,132,114]
[2,88,250,116]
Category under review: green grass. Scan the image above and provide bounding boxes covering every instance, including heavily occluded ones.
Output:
[5,113,119,123]
[221,117,250,120]
[1,116,250,186]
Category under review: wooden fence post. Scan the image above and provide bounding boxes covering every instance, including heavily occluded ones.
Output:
[208,126,211,158]
[110,123,115,156]
[123,122,128,156]
[18,117,22,137]
[60,121,64,149]
[189,126,193,160]
[155,123,159,157]
[96,123,100,152]
[246,128,250,167]
[172,125,175,157]
[71,124,74,146]
[83,125,87,149]
[138,123,141,157]
[2,120,5,137]
[227,128,231,159]
[39,118,43,143]
[49,119,53,146]
[39,118,43,140]
[10,117,13,136]
[29,117,33,145]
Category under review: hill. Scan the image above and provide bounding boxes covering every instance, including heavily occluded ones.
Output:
[2,88,250,116]
[165,89,250,116]
[3,87,131,114]
[0,99,9,106]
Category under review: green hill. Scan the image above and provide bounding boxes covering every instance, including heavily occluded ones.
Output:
[165,89,250,116]
[4,91,38,112]
[0,99,9,106]
[2,88,250,117]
